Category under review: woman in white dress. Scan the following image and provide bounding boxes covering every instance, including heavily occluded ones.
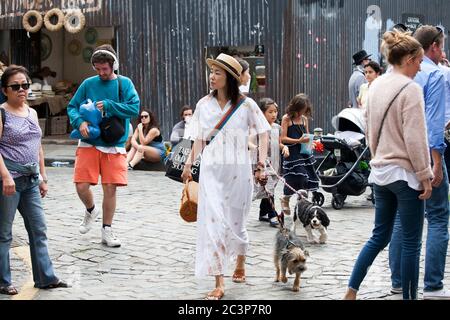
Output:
[182,54,271,300]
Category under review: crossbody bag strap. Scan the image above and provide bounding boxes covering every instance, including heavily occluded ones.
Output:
[206,95,247,143]
[373,81,412,156]
[117,75,122,103]
[102,76,122,119]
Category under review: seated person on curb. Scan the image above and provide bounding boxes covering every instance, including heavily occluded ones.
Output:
[127,109,165,169]
[170,105,193,147]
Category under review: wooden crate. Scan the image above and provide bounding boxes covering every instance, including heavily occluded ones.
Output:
[49,116,68,135]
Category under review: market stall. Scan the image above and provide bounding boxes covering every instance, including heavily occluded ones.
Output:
[0,7,116,137]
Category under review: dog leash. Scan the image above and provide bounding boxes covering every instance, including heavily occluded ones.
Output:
[261,185,301,249]
[260,160,308,249]
[265,160,307,199]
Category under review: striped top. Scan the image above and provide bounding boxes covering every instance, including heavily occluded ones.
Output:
[0,108,41,178]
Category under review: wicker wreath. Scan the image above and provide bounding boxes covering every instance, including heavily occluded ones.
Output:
[22,10,43,33]
[44,8,65,32]
[64,10,86,34]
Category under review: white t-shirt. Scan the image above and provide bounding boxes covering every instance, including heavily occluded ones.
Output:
[239,75,251,94]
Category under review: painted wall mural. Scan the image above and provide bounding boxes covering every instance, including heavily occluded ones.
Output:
[364,5,382,64]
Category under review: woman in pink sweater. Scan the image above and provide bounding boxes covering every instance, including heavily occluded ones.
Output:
[344,31,433,300]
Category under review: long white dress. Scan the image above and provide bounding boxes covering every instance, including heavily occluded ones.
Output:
[186,95,271,278]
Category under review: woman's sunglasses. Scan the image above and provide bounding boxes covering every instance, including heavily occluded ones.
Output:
[141,115,149,119]
[7,83,31,91]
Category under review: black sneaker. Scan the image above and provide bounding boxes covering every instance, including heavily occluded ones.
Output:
[259,214,270,222]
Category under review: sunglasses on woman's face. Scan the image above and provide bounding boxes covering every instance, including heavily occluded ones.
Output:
[141,115,149,119]
[7,83,31,91]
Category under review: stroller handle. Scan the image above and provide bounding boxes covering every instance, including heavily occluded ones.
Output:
[318,145,370,189]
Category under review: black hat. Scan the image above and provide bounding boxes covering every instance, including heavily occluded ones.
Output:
[352,50,372,65]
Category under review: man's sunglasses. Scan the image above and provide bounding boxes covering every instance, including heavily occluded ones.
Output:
[6,83,30,91]
[430,26,444,46]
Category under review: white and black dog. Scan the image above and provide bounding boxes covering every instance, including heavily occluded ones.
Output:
[293,191,330,244]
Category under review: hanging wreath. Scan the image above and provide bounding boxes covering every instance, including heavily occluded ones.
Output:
[64,10,86,34]
[68,39,82,56]
[44,8,65,32]
[22,10,43,33]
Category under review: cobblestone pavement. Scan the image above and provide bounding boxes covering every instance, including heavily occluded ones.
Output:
[2,167,449,300]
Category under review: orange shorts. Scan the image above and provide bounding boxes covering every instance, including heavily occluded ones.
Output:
[73,147,128,186]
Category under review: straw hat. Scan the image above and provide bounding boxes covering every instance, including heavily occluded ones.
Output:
[206,53,243,84]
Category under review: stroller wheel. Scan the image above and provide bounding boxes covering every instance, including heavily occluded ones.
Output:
[332,194,345,210]
[312,192,325,207]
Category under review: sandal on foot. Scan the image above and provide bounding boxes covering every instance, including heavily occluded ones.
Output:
[40,280,69,290]
[205,288,224,300]
[0,285,18,295]
[232,269,246,283]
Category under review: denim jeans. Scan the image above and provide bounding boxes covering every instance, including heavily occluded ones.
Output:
[348,181,424,300]
[389,163,449,292]
[0,176,59,288]
[259,197,276,218]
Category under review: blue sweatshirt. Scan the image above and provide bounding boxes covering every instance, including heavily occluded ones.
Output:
[67,75,140,147]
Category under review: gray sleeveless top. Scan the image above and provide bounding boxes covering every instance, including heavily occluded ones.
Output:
[0,108,41,178]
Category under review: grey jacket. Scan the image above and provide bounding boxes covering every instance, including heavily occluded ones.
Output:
[348,66,367,108]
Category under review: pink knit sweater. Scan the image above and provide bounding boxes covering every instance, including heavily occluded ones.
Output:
[365,72,433,182]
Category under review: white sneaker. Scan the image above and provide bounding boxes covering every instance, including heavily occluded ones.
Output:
[423,288,450,300]
[79,207,100,234]
[390,287,402,294]
[101,227,121,248]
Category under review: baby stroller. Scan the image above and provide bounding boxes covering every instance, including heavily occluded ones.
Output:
[313,108,371,210]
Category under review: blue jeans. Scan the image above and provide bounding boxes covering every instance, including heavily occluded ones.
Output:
[348,181,424,300]
[389,163,449,292]
[0,176,59,288]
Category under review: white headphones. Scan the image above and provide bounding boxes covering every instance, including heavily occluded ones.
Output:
[91,49,119,71]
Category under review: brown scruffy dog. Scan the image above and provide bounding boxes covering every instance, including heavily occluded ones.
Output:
[274,228,309,292]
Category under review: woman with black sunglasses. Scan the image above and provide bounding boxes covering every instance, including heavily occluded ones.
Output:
[126,109,166,169]
[0,65,67,295]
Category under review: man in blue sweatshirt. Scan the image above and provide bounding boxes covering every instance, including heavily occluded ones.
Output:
[67,45,140,248]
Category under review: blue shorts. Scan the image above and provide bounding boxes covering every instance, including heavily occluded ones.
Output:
[150,142,166,160]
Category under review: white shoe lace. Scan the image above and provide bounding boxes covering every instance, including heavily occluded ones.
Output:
[81,213,92,226]
[104,228,118,241]
[109,230,117,240]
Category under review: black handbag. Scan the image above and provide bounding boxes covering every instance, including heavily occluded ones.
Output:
[165,96,247,183]
[100,116,125,144]
[100,76,125,144]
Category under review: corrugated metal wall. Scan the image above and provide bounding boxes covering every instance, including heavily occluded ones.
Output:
[272,0,450,132]
[2,0,450,136]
